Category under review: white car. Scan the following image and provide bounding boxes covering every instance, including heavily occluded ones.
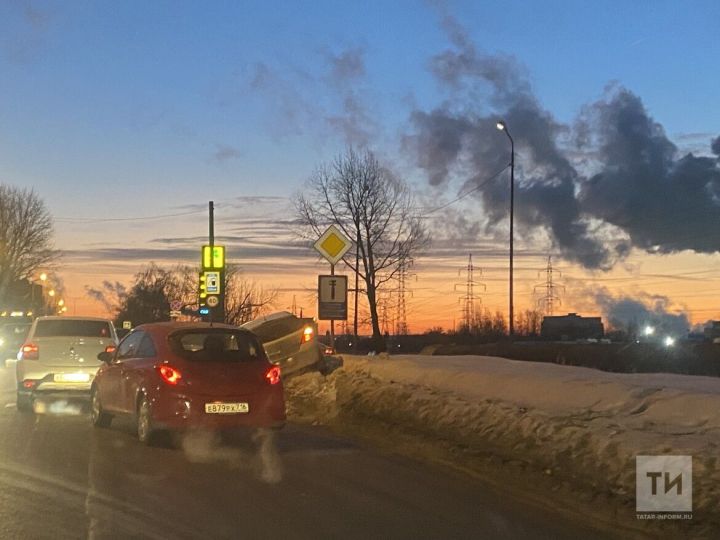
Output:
[15,316,118,412]
[242,311,322,375]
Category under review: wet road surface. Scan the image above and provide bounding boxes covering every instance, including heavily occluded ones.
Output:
[0,365,611,539]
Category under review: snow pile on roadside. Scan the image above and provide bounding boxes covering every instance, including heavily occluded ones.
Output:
[284,371,339,425]
[285,354,720,528]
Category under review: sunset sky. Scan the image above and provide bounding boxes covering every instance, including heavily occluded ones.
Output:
[1,1,719,333]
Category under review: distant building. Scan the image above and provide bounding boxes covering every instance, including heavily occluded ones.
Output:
[541,313,604,341]
[704,321,720,342]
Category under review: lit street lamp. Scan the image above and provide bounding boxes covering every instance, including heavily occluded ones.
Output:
[496,120,515,338]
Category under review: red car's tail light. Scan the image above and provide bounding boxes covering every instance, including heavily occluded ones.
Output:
[21,343,39,360]
[266,366,281,385]
[301,326,313,344]
[104,345,117,354]
[158,365,182,385]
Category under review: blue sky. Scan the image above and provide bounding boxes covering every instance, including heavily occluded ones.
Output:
[1,0,719,328]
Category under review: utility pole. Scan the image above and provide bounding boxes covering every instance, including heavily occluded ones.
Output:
[353,230,360,350]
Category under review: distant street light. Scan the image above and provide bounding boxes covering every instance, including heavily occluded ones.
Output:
[643,325,655,336]
[48,289,55,297]
[496,120,515,338]
[39,273,47,282]
[58,299,65,307]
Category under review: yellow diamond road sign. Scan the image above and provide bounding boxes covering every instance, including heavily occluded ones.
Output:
[314,225,353,265]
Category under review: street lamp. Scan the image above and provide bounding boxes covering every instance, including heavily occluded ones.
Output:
[496,120,515,338]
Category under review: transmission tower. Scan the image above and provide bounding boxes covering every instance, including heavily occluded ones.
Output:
[396,262,408,335]
[380,296,389,335]
[534,256,564,316]
[454,254,486,332]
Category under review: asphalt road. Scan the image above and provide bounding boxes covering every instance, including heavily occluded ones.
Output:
[0,365,611,540]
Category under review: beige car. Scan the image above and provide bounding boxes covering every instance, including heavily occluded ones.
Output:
[242,311,322,375]
[15,316,118,412]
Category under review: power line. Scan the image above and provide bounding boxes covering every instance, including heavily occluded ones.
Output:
[419,164,510,217]
[54,209,206,223]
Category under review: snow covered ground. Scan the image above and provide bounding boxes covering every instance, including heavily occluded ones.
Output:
[285,354,720,535]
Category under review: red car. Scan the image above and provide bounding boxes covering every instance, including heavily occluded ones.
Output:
[91,322,285,444]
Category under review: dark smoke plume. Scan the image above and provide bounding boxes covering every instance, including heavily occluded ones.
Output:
[405,14,614,269]
[593,289,690,336]
[579,89,720,255]
[712,135,720,156]
[406,15,720,269]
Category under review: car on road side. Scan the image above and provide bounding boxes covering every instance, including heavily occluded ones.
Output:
[91,322,286,445]
[241,311,322,375]
[1,322,31,368]
[15,316,118,412]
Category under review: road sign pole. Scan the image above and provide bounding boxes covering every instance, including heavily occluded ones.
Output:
[330,263,335,352]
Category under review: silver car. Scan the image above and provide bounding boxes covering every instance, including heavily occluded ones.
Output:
[15,316,118,412]
[242,311,322,375]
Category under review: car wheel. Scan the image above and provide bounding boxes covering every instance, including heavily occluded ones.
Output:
[16,393,33,413]
[136,396,157,445]
[90,387,112,428]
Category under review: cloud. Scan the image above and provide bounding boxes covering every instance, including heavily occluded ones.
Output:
[246,46,377,147]
[211,144,242,162]
[1,1,52,64]
[326,47,366,82]
[248,61,315,138]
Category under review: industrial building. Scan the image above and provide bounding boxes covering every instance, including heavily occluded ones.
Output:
[705,321,720,342]
[541,313,604,341]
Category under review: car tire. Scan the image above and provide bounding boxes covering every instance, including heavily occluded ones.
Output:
[90,387,112,428]
[136,396,157,446]
[16,393,33,413]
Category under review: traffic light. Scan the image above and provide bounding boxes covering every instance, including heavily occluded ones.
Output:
[199,273,208,299]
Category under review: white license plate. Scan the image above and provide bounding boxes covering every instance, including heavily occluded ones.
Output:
[204,402,249,414]
[54,373,90,383]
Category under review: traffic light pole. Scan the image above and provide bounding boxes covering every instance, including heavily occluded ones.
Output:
[209,201,215,248]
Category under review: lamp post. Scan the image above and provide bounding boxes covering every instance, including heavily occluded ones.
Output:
[496,120,515,338]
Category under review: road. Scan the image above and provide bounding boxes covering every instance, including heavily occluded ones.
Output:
[0,365,611,540]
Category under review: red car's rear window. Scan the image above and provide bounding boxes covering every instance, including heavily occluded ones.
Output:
[169,330,263,363]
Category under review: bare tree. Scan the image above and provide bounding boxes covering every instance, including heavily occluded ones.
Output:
[87,263,278,326]
[296,148,429,350]
[0,185,56,302]
[224,266,277,325]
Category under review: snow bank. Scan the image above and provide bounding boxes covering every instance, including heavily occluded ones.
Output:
[285,354,720,533]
